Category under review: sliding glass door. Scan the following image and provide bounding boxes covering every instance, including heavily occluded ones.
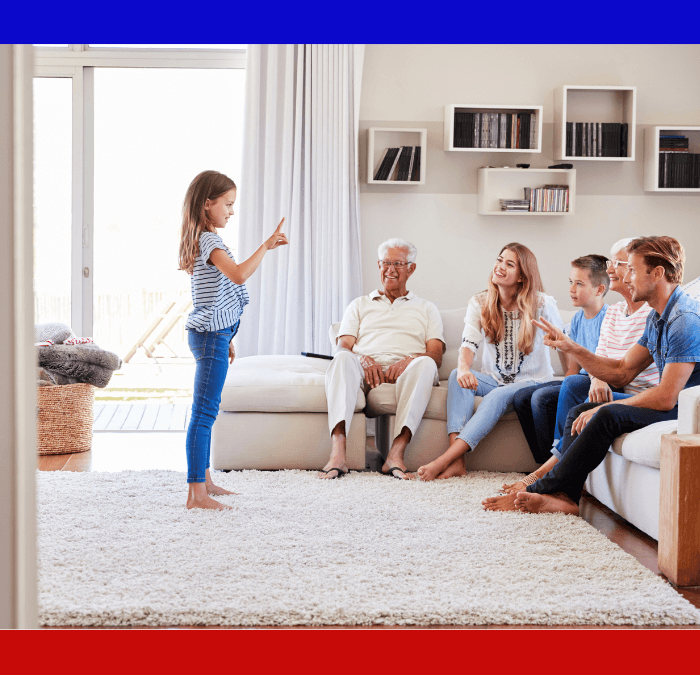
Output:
[92,67,245,359]
[33,77,72,326]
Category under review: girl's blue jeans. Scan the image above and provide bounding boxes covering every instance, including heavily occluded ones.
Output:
[446,369,542,451]
[185,322,239,483]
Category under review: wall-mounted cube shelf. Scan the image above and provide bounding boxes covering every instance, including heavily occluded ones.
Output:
[367,127,426,185]
[444,104,543,153]
[644,126,700,192]
[554,85,636,161]
[477,167,576,216]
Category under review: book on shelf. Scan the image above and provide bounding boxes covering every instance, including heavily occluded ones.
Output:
[528,184,570,212]
[410,146,421,181]
[373,146,422,182]
[395,146,413,181]
[499,199,530,212]
[565,122,629,157]
[453,110,535,149]
[658,151,700,189]
[373,147,399,180]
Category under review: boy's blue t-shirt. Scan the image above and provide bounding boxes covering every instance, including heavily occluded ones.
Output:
[566,304,608,375]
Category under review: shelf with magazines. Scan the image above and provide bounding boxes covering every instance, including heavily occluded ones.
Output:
[443,104,543,153]
[476,167,576,216]
[553,85,636,161]
[643,126,700,192]
[367,127,426,185]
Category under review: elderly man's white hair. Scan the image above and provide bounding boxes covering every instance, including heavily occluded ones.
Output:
[377,238,418,263]
[610,237,641,256]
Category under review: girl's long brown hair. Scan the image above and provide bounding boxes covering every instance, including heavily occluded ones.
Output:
[178,170,236,275]
[481,242,543,355]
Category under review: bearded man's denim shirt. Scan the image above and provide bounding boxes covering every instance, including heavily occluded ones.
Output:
[637,285,700,394]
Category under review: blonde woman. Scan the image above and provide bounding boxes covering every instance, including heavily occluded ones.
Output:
[417,243,563,481]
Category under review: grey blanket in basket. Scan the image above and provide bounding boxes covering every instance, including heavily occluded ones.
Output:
[38,343,122,388]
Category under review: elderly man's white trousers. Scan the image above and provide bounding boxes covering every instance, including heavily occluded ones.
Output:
[325,352,439,442]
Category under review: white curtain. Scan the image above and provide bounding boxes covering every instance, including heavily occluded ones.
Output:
[236,44,365,357]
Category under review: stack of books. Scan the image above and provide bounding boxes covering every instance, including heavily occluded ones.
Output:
[658,133,700,188]
[373,146,421,181]
[529,185,570,212]
[499,199,530,212]
[454,111,535,149]
[565,122,628,157]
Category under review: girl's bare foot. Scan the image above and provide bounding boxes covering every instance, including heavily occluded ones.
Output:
[187,494,232,510]
[188,482,233,510]
[206,483,238,496]
[204,468,238,495]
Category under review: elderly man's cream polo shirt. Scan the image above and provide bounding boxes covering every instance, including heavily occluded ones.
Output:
[337,290,445,367]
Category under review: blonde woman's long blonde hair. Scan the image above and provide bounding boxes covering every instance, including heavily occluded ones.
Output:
[178,170,237,275]
[481,242,543,355]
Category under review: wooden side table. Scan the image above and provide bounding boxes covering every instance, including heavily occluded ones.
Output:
[659,434,700,587]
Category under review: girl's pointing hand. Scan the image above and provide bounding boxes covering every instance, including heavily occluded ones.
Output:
[265,217,288,250]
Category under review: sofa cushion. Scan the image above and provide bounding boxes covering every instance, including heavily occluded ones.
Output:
[366,381,518,423]
[682,274,700,300]
[219,355,365,413]
[614,419,679,469]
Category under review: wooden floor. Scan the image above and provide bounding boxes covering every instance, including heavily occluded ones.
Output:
[93,403,191,431]
[38,434,700,629]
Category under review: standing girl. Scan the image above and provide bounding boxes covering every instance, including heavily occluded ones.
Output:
[417,242,563,481]
[178,170,287,509]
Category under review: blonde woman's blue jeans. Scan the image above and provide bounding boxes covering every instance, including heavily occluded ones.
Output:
[446,368,540,451]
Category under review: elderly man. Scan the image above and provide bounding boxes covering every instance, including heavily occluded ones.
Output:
[319,238,445,480]
[483,236,700,514]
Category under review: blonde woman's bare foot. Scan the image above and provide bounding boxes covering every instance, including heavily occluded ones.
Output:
[186,494,233,510]
[416,459,445,482]
[435,461,467,480]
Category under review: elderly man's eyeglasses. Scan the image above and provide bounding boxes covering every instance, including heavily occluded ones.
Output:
[606,260,629,269]
[380,260,412,269]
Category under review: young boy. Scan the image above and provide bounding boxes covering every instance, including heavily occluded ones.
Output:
[510,255,610,464]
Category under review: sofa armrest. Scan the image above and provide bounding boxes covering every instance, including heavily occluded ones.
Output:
[677,384,700,435]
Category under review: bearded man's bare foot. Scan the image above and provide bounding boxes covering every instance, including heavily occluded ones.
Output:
[435,460,467,480]
[513,491,579,515]
[501,479,526,494]
[186,494,233,510]
[482,492,518,511]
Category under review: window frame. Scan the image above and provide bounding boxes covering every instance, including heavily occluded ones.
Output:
[33,45,246,335]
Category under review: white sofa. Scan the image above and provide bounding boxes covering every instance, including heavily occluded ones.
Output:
[212,304,700,545]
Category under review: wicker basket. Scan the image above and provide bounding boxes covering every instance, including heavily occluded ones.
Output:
[37,383,94,455]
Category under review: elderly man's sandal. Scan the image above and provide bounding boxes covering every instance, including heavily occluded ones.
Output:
[382,466,412,480]
[319,467,347,479]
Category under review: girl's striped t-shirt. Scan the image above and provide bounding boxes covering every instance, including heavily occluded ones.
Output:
[185,231,249,332]
[595,301,660,393]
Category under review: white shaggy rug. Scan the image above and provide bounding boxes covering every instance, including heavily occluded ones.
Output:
[37,469,700,627]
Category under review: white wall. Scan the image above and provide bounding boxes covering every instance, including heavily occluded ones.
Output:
[358,45,700,312]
